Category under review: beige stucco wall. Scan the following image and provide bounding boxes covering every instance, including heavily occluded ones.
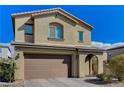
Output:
[34,14,91,46]
[96,52,107,74]
[15,51,24,80]
[14,45,107,80]
[14,13,91,46]
[14,47,78,79]
[78,54,88,77]
[78,52,107,77]
[75,25,91,45]
[14,16,31,42]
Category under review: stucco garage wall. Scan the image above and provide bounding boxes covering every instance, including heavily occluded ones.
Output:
[15,51,24,80]
[14,47,78,80]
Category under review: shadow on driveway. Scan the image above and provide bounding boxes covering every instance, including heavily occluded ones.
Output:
[84,78,107,85]
[84,77,119,85]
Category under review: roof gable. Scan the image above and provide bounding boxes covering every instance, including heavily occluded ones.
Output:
[12,8,93,30]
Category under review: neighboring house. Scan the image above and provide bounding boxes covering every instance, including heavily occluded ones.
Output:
[0,45,11,58]
[107,46,124,61]
[11,8,107,80]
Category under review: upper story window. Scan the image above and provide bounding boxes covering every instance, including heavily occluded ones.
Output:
[24,24,33,35]
[24,24,34,43]
[49,22,63,40]
[78,31,83,43]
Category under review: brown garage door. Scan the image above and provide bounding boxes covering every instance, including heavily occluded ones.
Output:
[24,54,71,79]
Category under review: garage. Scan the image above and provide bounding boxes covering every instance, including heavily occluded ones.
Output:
[24,54,72,79]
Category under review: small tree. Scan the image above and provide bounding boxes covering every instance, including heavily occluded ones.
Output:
[109,54,124,81]
[0,54,19,82]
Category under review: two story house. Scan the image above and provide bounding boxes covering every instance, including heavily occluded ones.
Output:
[11,8,107,80]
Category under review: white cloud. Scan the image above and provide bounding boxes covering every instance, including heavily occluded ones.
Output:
[92,41,124,50]
[92,41,111,50]
[108,42,124,49]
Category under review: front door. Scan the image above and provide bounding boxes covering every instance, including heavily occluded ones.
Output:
[91,56,98,75]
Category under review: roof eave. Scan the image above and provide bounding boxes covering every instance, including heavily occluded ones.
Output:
[11,8,93,30]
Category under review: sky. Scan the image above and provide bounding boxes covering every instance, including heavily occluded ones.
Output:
[0,5,124,44]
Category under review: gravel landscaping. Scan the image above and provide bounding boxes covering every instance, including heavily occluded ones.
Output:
[104,82,124,87]
[0,80,24,87]
[84,77,124,87]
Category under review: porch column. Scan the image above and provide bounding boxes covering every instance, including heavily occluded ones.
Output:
[71,54,78,77]
[97,52,107,74]
[78,54,87,77]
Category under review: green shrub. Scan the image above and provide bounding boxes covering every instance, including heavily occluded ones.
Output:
[109,54,124,81]
[97,74,112,83]
[0,54,19,82]
[0,58,17,82]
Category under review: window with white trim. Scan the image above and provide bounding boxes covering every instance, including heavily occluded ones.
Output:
[49,23,63,40]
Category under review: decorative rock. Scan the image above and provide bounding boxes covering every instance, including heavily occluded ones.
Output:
[0,80,24,87]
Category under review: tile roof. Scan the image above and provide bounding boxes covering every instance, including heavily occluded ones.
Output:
[11,8,93,30]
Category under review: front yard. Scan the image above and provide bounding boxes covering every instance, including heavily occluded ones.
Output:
[1,53,124,87]
[24,77,124,87]
[0,76,124,87]
[84,77,124,87]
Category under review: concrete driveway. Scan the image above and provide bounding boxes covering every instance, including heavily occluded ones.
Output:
[24,77,103,87]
